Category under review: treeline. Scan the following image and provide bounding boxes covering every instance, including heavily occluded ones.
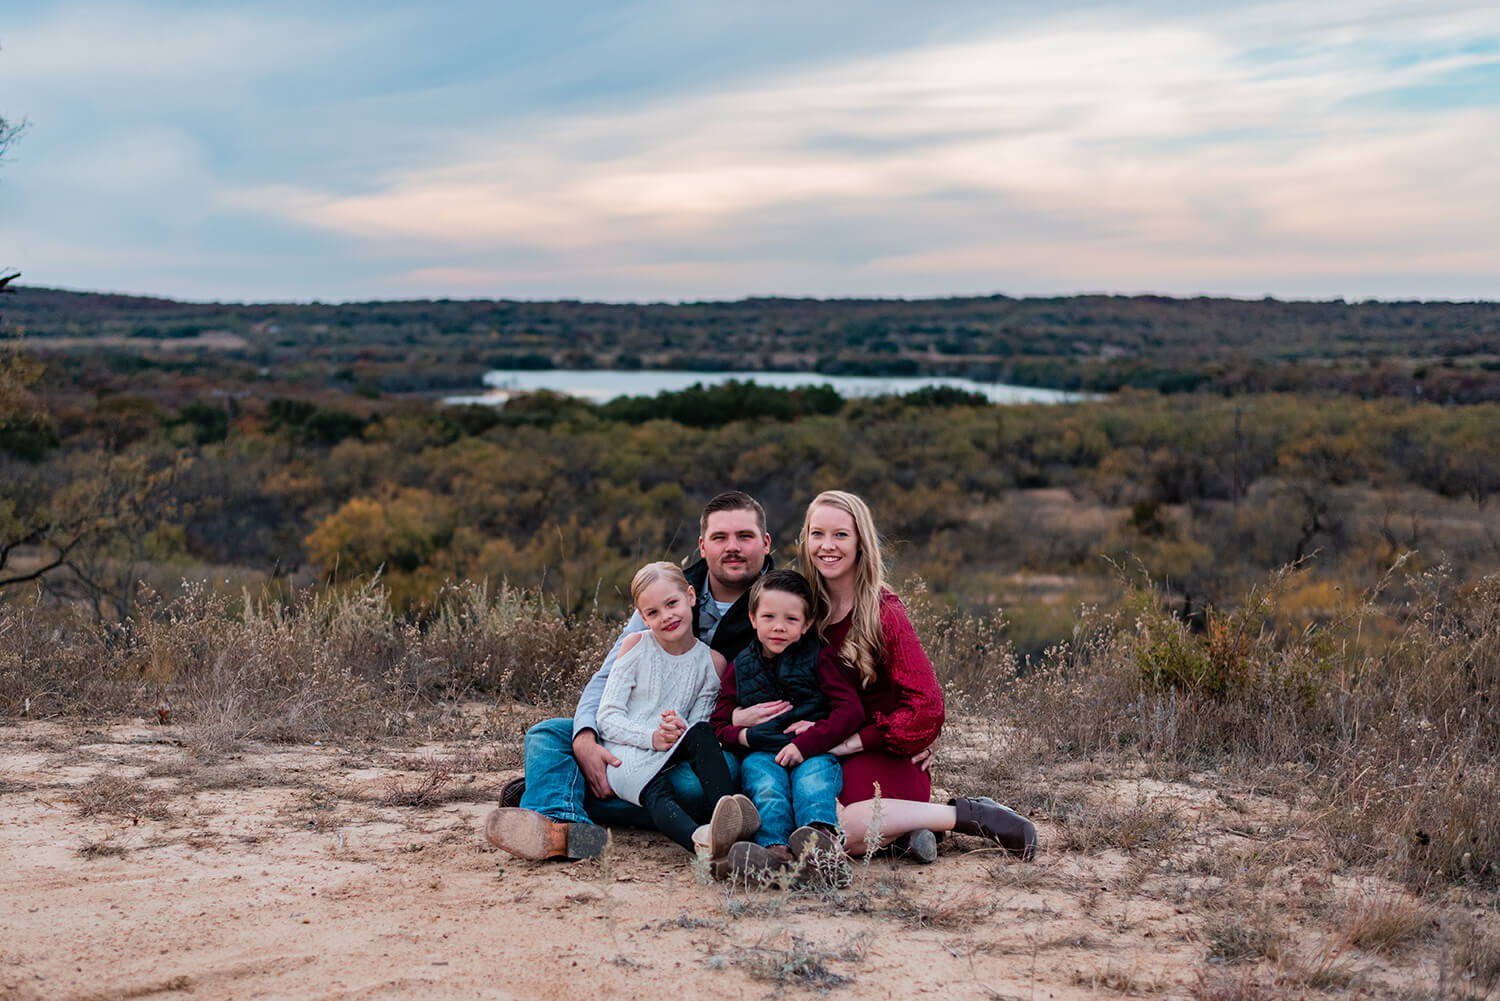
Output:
[8,286,1500,402]
[4,364,1498,657]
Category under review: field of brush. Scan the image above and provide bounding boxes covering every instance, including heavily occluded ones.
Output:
[2,570,1496,1000]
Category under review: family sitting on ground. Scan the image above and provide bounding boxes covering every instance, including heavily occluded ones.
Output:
[483,490,1037,884]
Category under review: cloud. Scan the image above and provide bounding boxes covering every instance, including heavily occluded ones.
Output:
[4,0,1499,300]
[228,4,1498,287]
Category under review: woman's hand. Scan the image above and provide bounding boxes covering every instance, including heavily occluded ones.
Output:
[910,745,936,772]
[774,742,805,767]
[782,719,815,736]
[828,734,864,758]
[732,700,791,727]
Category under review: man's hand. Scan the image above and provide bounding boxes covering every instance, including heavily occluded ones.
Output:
[572,730,621,798]
[732,700,791,727]
[774,742,805,767]
[910,745,936,772]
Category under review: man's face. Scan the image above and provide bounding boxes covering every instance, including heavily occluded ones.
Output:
[699,509,771,595]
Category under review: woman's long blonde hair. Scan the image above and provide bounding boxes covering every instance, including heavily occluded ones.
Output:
[797,490,886,687]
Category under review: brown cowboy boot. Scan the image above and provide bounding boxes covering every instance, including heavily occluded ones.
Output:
[950,797,1037,860]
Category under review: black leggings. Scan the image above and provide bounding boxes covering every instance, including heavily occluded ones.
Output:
[639,721,734,852]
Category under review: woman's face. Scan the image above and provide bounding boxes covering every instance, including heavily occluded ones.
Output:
[805,504,859,585]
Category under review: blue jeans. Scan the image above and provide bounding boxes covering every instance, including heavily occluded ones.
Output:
[739,751,842,847]
[519,717,741,826]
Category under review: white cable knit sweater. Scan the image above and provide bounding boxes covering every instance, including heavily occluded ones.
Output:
[596,632,721,806]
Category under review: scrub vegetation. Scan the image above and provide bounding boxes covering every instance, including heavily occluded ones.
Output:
[3,287,1499,996]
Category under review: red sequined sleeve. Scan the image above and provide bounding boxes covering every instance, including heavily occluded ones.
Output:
[855,592,945,755]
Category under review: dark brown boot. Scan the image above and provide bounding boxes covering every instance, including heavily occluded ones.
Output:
[950,797,1037,861]
[499,776,526,809]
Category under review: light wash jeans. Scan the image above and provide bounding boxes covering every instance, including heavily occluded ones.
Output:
[739,750,841,847]
[518,716,741,827]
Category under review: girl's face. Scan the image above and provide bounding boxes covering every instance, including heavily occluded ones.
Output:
[752,588,812,656]
[636,578,696,652]
[805,504,859,585]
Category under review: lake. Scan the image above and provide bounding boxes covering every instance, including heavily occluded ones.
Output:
[446,369,1085,406]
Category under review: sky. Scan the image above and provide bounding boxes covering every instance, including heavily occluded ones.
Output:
[1,0,1498,304]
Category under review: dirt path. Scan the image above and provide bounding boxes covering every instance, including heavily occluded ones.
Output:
[1,718,1488,1000]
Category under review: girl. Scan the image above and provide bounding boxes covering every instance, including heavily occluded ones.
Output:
[595,561,757,855]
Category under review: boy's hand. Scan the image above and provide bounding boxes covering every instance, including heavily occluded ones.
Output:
[774,743,805,767]
[732,700,791,727]
[782,719,815,736]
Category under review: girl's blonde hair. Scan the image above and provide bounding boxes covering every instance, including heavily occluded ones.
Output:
[630,560,692,607]
[797,490,887,687]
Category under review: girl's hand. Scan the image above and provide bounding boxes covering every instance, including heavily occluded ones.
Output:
[774,743,805,767]
[732,700,791,727]
[782,719,815,736]
[660,709,686,731]
[910,745,936,772]
[652,724,681,751]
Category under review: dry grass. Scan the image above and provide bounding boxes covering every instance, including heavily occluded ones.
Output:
[73,774,173,823]
[3,559,1498,904]
[1341,892,1438,955]
[728,931,865,990]
[0,577,612,753]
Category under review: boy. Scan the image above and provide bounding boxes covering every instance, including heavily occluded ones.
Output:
[711,570,864,881]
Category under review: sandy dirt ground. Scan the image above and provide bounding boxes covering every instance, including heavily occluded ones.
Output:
[2,716,1492,1001]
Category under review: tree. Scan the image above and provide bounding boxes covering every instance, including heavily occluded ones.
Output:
[1,75,26,322]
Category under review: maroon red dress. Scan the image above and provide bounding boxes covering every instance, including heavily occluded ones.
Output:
[821,590,946,805]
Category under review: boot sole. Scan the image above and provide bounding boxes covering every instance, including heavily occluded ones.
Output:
[707,797,743,860]
[732,794,761,841]
[483,808,607,860]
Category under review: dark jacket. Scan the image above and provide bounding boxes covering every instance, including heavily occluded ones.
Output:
[733,634,827,753]
[683,555,772,662]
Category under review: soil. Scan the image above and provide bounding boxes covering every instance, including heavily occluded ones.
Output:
[2,716,1491,1001]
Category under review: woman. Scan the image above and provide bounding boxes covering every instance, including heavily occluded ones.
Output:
[797,490,1037,861]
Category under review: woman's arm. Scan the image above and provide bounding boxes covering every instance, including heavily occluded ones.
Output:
[854,593,945,756]
[787,653,866,759]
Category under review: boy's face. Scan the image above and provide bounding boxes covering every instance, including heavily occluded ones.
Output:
[752,588,811,656]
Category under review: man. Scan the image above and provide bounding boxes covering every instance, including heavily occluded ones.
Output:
[484,491,775,860]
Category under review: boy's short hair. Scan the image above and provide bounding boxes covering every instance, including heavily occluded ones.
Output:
[699,490,767,536]
[749,569,814,619]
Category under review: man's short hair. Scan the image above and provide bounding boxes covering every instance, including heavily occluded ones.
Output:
[699,491,767,537]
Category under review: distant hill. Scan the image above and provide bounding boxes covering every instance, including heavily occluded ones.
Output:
[6,286,1500,400]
